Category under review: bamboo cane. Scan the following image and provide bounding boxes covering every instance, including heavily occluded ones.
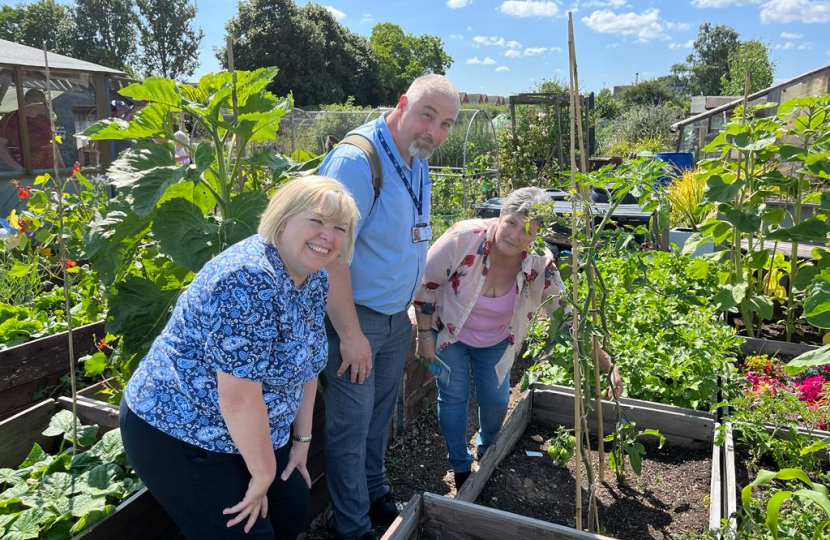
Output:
[567,13,583,531]
[43,44,78,453]
[566,14,605,485]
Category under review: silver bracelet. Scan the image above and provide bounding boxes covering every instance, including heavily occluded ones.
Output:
[292,434,312,443]
[415,335,434,343]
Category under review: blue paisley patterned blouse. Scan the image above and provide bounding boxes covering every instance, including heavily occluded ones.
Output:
[124,235,329,453]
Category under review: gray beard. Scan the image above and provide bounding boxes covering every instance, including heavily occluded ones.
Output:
[409,140,435,160]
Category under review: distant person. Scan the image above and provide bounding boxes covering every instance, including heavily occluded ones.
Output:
[120,175,359,540]
[0,89,63,171]
[174,130,191,165]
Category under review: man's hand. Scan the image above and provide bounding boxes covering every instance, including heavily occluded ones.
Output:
[337,332,373,384]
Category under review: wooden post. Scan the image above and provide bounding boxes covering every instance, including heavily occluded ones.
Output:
[567,16,604,484]
[12,67,32,175]
[566,13,583,532]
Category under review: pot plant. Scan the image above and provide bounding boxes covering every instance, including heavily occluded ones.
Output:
[666,169,716,257]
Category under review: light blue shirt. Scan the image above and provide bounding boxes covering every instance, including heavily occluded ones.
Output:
[319,114,431,315]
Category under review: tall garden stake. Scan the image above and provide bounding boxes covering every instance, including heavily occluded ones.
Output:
[567,14,605,487]
[567,12,584,531]
[43,43,79,454]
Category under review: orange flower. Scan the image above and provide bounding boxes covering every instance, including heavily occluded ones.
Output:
[65,259,76,268]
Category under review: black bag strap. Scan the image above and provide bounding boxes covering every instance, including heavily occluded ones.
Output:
[339,134,383,212]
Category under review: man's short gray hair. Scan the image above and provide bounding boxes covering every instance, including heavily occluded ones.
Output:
[502,187,550,217]
[405,74,460,116]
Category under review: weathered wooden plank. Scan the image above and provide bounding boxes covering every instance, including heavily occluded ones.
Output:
[456,390,532,503]
[740,337,818,358]
[56,395,120,430]
[0,399,55,468]
[709,423,723,531]
[76,488,181,540]
[0,372,67,421]
[0,321,105,391]
[381,494,422,540]
[531,388,714,447]
[421,492,617,540]
[722,422,737,533]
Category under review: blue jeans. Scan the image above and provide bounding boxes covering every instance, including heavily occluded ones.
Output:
[436,336,510,473]
[321,305,411,540]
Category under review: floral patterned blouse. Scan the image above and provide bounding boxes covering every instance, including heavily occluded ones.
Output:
[413,218,567,384]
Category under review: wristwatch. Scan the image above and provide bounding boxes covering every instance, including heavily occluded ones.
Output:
[292,433,312,443]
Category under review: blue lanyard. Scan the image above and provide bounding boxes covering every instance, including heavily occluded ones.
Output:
[377,130,424,218]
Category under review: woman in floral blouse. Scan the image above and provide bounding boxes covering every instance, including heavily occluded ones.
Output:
[413,187,620,488]
[120,176,358,540]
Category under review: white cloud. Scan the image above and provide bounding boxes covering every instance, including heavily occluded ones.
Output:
[498,0,560,18]
[504,49,522,57]
[447,0,472,8]
[496,66,511,72]
[798,42,812,49]
[668,40,694,49]
[691,0,762,7]
[583,0,628,7]
[361,13,374,23]
[524,47,548,55]
[606,43,621,49]
[325,6,346,20]
[780,31,803,38]
[774,41,795,49]
[472,36,522,48]
[467,56,497,64]
[761,0,830,23]
[449,33,464,39]
[467,26,474,31]
[581,8,683,42]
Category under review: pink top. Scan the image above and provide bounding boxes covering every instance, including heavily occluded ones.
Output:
[457,285,517,348]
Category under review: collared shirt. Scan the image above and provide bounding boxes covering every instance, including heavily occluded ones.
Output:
[124,235,329,453]
[413,218,567,384]
[319,114,430,315]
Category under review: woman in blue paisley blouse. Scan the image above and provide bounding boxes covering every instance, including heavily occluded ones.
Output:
[119,176,359,540]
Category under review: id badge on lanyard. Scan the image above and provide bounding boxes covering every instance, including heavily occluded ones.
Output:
[378,130,432,244]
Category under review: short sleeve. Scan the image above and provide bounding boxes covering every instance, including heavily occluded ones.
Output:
[202,268,279,382]
[319,147,375,235]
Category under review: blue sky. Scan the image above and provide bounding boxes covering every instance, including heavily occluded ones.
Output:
[193,0,829,97]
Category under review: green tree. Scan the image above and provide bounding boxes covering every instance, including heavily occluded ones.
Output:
[720,39,776,96]
[594,88,620,120]
[72,0,139,70]
[0,1,74,54]
[221,0,381,107]
[136,0,203,80]
[620,79,685,108]
[686,23,740,96]
[369,22,452,105]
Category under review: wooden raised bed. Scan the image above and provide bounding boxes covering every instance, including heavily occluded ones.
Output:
[382,492,618,540]
[0,396,180,540]
[0,321,105,420]
[740,336,819,359]
[439,383,724,539]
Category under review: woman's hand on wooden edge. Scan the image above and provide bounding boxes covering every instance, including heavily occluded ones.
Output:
[222,474,273,532]
[281,443,312,488]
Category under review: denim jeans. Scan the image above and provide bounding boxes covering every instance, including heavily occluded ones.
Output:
[320,305,411,539]
[435,335,510,473]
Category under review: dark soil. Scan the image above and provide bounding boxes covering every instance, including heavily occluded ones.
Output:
[301,354,535,539]
[731,315,825,346]
[477,426,713,540]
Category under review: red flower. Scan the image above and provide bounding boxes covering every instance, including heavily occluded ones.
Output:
[544,279,552,289]
[447,323,456,335]
[96,338,106,351]
[72,161,81,175]
[526,269,539,283]
[482,266,489,276]
[64,259,76,268]
[439,341,451,350]
[483,241,492,256]
[508,333,515,345]
[449,273,462,293]
[18,217,28,233]
[426,282,440,290]
[461,254,475,267]
[13,181,32,200]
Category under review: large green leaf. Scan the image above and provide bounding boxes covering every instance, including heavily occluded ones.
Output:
[152,199,221,273]
[39,472,81,500]
[85,464,123,490]
[107,142,186,218]
[722,208,762,234]
[219,191,269,249]
[117,78,182,110]
[107,276,182,357]
[66,492,108,518]
[748,295,774,321]
[705,174,743,203]
[85,103,173,141]
[785,344,830,375]
[698,218,732,244]
[713,282,748,311]
[156,180,216,216]
[4,508,39,540]
[87,430,126,466]
[20,444,49,468]
[766,218,830,243]
[69,506,113,535]
[805,278,830,328]
[84,206,152,286]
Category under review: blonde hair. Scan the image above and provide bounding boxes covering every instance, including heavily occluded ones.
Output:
[258,175,359,262]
